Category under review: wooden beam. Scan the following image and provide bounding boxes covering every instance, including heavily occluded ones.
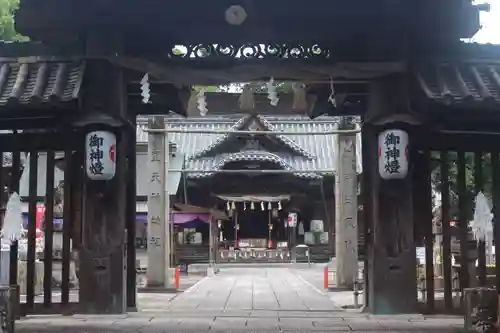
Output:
[0,132,79,151]
[416,132,500,152]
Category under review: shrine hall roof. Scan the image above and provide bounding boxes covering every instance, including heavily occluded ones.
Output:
[136,115,363,179]
[0,59,83,107]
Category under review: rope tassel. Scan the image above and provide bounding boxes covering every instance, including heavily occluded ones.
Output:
[292,83,308,111]
[239,84,255,111]
[266,77,279,106]
[186,89,199,117]
[197,88,208,116]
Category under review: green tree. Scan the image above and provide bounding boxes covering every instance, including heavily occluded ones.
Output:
[0,0,28,41]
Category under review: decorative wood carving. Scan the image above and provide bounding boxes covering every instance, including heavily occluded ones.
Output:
[169,44,331,61]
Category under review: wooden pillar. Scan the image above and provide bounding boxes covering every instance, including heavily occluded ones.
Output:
[364,76,418,314]
[126,114,137,310]
[440,152,453,310]
[413,151,434,309]
[474,152,487,286]
[361,127,372,309]
[491,152,500,295]
[457,151,470,291]
[78,58,128,314]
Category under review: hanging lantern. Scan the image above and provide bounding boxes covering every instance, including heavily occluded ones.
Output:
[226,201,231,211]
[268,224,273,231]
[261,202,265,210]
[231,201,236,211]
[236,224,240,230]
[378,129,409,180]
[243,202,247,210]
[268,202,272,210]
[217,220,222,228]
[278,201,282,211]
[86,130,116,180]
[250,202,255,210]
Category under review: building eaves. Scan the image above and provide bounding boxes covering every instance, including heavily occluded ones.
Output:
[414,63,500,107]
[187,150,321,180]
[0,58,84,107]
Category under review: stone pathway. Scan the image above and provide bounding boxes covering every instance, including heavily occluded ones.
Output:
[15,267,466,332]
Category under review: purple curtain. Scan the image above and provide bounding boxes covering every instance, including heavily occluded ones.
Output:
[22,214,63,229]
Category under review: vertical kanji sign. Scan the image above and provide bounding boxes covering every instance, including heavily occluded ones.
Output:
[85,130,116,180]
[378,129,409,180]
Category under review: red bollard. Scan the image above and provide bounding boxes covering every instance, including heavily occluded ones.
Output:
[175,267,180,290]
[323,266,329,290]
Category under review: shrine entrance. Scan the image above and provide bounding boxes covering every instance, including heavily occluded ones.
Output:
[0,0,493,321]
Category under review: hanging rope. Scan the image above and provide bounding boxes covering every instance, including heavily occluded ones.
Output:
[238,84,255,111]
[292,82,308,111]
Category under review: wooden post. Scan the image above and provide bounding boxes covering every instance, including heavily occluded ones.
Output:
[364,76,418,314]
[361,127,373,309]
[78,59,127,314]
[414,151,435,310]
[334,117,358,289]
[440,152,453,310]
[457,151,470,292]
[475,152,487,287]
[126,115,137,310]
[491,152,500,297]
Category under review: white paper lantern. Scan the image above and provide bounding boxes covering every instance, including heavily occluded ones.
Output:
[85,130,116,180]
[378,129,409,180]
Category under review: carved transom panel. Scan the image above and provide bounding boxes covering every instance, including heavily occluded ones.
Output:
[168,44,331,61]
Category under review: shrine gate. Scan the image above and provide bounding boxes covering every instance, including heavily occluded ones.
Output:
[0,0,496,318]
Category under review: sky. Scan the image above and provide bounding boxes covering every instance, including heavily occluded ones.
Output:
[472,0,500,44]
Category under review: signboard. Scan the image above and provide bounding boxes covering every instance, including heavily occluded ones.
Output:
[416,247,425,265]
[378,129,409,180]
[287,212,298,227]
[85,131,116,180]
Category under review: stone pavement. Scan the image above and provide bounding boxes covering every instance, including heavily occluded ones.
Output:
[15,267,466,332]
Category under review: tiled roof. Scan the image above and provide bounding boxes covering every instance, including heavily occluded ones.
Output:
[415,63,500,106]
[0,59,84,106]
[136,115,363,178]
